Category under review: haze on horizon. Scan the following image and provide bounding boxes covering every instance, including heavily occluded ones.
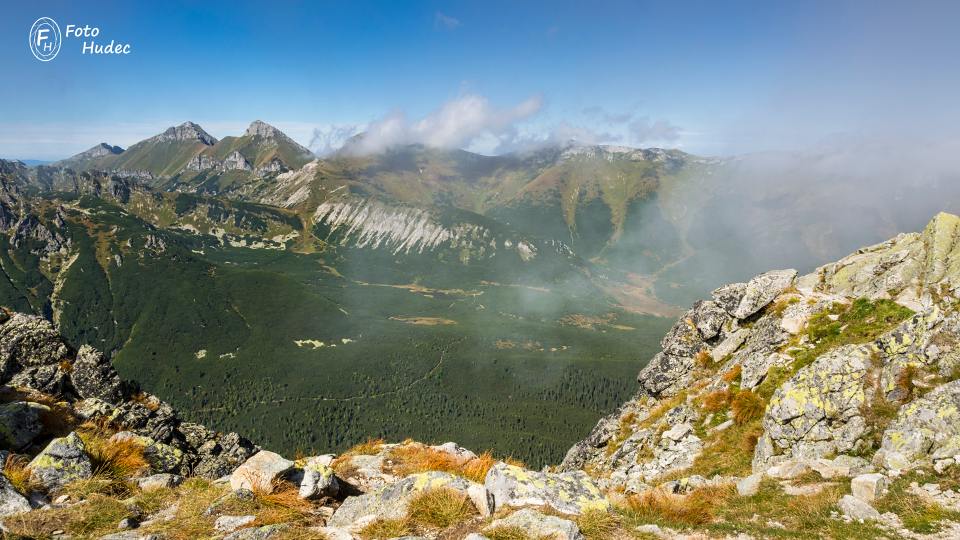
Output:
[1,0,958,162]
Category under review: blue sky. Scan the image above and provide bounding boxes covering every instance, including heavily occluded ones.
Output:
[3,0,959,160]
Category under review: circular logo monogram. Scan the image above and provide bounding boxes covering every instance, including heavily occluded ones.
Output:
[29,17,62,62]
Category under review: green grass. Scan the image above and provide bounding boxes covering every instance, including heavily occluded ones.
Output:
[788,298,914,371]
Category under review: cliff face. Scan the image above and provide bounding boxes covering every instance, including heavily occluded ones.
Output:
[563,212,960,499]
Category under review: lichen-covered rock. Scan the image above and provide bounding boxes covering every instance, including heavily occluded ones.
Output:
[0,313,69,380]
[111,431,185,474]
[754,345,872,471]
[328,471,483,528]
[70,345,125,404]
[180,424,258,479]
[690,300,729,340]
[9,364,70,396]
[712,282,747,316]
[484,462,609,516]
[230,450,294,492]
[298,457,339,499]
[486,508,584,540]
[28,432,93,491]
[0,401,48,450]
[875,379,960,471]
[637,352,694,397]
[732,269,797,319]
[838,494,881,521]
[740,351,791,389]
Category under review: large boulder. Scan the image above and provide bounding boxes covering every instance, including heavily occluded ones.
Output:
[70,345,125,404]
[0,313,69,381]
[875,379,960,471]
[230,450,294,492]
[298,457,339,499]
[28,431,93,491]
[484,462,609,516]
[486,508,584,540]
[0,401,48,450]
[732,269,797,320]
[180,424,258,479]
[328,471,484,529]
[754,345,872,470]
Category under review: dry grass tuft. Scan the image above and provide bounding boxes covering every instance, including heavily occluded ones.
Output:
[701,389,731,412]
[627,484,735,526]
[722,364,742,383]
[3,454,41,495]
[250,480,316,527]
[406,487,477,529]
[71,427,149,496]
[484,525,535,540]
[331,438,385,477]
[576,507,621,539]
[384,444,510,484]
[730,390,765,425]
[357,517,411,539]
[694,350,714,369]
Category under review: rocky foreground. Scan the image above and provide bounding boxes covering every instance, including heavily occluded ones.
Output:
[6,214,960,539]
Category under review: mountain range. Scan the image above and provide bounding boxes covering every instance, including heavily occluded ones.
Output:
[2,120,960,466]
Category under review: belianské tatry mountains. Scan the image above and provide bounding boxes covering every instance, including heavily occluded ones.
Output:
[3,211,960,538]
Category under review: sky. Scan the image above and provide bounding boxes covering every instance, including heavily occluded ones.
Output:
[2,0,959,160]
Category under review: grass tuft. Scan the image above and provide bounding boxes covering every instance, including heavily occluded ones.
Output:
[575,507,621,539]
[730,390,765,425]
[406,487,477,529]
[357,517,411,539]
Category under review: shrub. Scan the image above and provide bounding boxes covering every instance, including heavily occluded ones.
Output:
[406,487,477,528]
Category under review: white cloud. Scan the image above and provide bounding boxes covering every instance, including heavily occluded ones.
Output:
[628,117,681,144]
[309,124,362,156]
[434,12,461,30]
[342,93,544,155]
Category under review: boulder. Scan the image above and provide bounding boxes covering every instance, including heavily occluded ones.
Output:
[732,269,797,319]
[136,473,183,491]
[298,457,339,499]
[689,300,728,340]
[28,432,93,491]
[329,471,485,528]
[875,379,960,471]
[0,401,48,450]
[0,474,30,518]
[838,494,881,521]
[214,514,256,533]
[223,524,285,540]
[851,473,888,503]
[485,462,609,516]
[430,441,477,462]
[754,345,871,470]
[0,313,69,379]
[230,450,294,492]
[70,345,124,404]
[486,508,584,540]
[712,282,747,316]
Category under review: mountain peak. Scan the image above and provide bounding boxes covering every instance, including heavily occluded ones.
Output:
[157,121,217,145]
[245,120,280,139]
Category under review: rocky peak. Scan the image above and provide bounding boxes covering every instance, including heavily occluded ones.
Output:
[77,142,123,160]
[245,119,280,139]
[155,121,217,145]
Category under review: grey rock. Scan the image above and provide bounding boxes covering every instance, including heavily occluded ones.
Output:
[0,401,48,450]
[838,494,881,521]
[223,524,285,540]
[230,450,294,492]
[732,269,797,319]
[0,474,31,518]
[28,432,93,491]
[876,378,960,471]
[690,300,729,340]
[214,514,256,533]
[851,473,888,502]
[736,473,762,497]
[485,462,609,516]
[136,473,183,491]
[486,508,584,540]
[70,345,124,404]
[298,457,339,499]
[712,282,747,316]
